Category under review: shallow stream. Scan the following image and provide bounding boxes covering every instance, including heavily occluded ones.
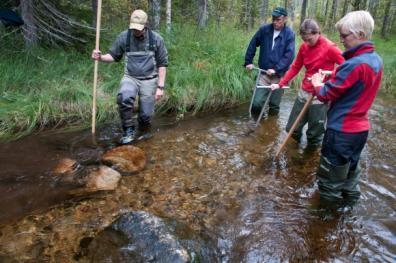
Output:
[0,94,395,262]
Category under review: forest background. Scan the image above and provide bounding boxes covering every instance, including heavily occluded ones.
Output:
[0,0,395,140]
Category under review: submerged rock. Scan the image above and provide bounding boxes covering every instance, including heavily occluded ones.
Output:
[84,166,122,192]
[102,145,146,174]
[80,211,219,262]
[53,158,121,195]
[53,158,80,175]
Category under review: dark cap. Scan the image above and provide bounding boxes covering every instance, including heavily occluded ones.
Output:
[272,7,288,17]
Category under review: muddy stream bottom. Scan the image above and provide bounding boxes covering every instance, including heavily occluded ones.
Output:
[0,95,395,262]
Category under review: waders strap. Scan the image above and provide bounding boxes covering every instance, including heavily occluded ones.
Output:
[126,29,156,53]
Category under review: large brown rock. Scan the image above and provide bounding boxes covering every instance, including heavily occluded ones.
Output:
[101,145,146,174]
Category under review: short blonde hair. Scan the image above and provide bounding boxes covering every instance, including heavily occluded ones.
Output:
[335,10,374,39]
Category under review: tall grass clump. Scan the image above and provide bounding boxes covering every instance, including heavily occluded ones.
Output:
[160,23,254,114]
[0,34,120,140]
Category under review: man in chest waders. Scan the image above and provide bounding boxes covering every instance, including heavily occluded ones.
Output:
[244,7,295,120]
[92,9,168,144]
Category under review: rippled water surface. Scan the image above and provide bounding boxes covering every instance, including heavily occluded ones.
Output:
[0,94,395,262]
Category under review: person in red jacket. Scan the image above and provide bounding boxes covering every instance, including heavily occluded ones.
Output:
[311,11,383,207]
[271,19,344,146]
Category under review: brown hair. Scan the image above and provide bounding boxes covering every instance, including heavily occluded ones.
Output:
[300,19,321,35]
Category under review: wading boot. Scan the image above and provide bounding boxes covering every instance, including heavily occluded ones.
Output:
[316,156,350,207]
[342,166,361,208]
[119,126,136,145]
[136,124,153,141]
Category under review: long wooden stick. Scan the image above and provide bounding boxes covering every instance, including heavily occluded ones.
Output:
[92,0,102,135]
[275,94,314,158]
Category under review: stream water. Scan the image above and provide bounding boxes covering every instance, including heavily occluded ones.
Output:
[0,94,395,262]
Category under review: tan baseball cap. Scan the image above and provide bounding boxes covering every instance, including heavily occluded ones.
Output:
[129,9,147,30]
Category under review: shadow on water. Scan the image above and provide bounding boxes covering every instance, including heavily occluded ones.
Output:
[0,94,395,261]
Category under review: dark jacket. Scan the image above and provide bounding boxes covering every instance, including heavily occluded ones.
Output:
[244,24,295,77]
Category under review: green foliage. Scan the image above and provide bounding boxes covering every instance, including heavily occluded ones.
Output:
[162,24,253,114]
[0,23,253,140]
[374,35,396,96]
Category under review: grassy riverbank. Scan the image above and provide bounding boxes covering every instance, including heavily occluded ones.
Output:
[0,24,395,140]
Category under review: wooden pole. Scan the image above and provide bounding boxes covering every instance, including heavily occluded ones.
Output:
[92,0,102,135]
[275,94,314,159]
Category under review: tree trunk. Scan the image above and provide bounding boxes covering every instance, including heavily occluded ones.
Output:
[247,0,253,31]
[368,0,378,19]
[300,0,308,25]
[285,0,295,21]
[330,0,338,29]
[351,0,361,11]
[360,0,367,10]
[21,0,38,48]
[341,0,349,18]
[324,0,332,29]
[166,0,171,33]
[148,0,161,30]
[92,0,97,27]
[260,0,268,23]
[381,0,392,38]
[197,0,208,28]
[312,0,319,17]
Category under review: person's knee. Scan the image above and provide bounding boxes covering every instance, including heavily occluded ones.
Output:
[117,93,135,109]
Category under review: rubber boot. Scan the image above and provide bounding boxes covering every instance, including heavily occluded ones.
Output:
[342,166,361,207]
[137,116,153,140]
[286,97,307,143]
[316,156,350,204]
[251,88,271,119]
[119,126,136,145]
[268,88,284,115]
[306,104,327,146]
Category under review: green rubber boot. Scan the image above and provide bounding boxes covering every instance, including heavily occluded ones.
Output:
[317,156,350,203]
[342,165,361,207]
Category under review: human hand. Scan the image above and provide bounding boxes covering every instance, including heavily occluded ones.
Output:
[311,72,325,88]
[245,64,254,71]
[155,88,164,101]
[266,69,276,76]
[92,50,101,61]
[270,84,280,91]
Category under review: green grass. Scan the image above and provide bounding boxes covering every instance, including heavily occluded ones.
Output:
[0,24,395,140]
[372,35,396,96]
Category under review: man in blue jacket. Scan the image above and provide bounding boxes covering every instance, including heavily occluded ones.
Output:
[244,7,295,118]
